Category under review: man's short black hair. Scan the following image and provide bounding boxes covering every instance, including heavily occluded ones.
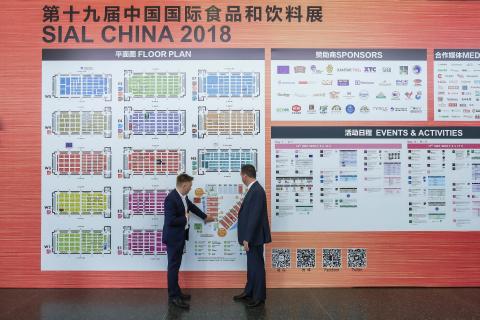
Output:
[176,173,194,186]
[241,164,256,179]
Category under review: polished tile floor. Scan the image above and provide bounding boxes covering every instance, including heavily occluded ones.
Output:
[1,288,479,320]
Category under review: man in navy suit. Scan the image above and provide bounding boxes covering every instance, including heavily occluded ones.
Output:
[233,164,272,308]
[162,173,215,309]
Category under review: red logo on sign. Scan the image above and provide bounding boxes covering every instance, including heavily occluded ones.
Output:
[291,105,302,112]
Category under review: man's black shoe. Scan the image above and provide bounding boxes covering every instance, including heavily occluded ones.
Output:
[169,297,190,309]
[180,293,191,300]
[246,300,265,308]
[233,292,251,301]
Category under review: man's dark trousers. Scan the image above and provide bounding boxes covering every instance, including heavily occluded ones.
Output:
[244,244,266,301]
[167,240,185,298]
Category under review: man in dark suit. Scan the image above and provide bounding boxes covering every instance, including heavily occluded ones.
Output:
[163,173,215,309]
[233,164,272,308]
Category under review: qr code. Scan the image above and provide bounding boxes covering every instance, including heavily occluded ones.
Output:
[348,248,367,269]
[296,248,316,269]
[272,248,291,269]
[322,248,342,269]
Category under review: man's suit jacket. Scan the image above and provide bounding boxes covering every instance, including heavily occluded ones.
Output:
[162,189,207,245]
[237,181,272,246]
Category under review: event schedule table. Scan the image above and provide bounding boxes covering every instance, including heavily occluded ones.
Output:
[272,127,480,231]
